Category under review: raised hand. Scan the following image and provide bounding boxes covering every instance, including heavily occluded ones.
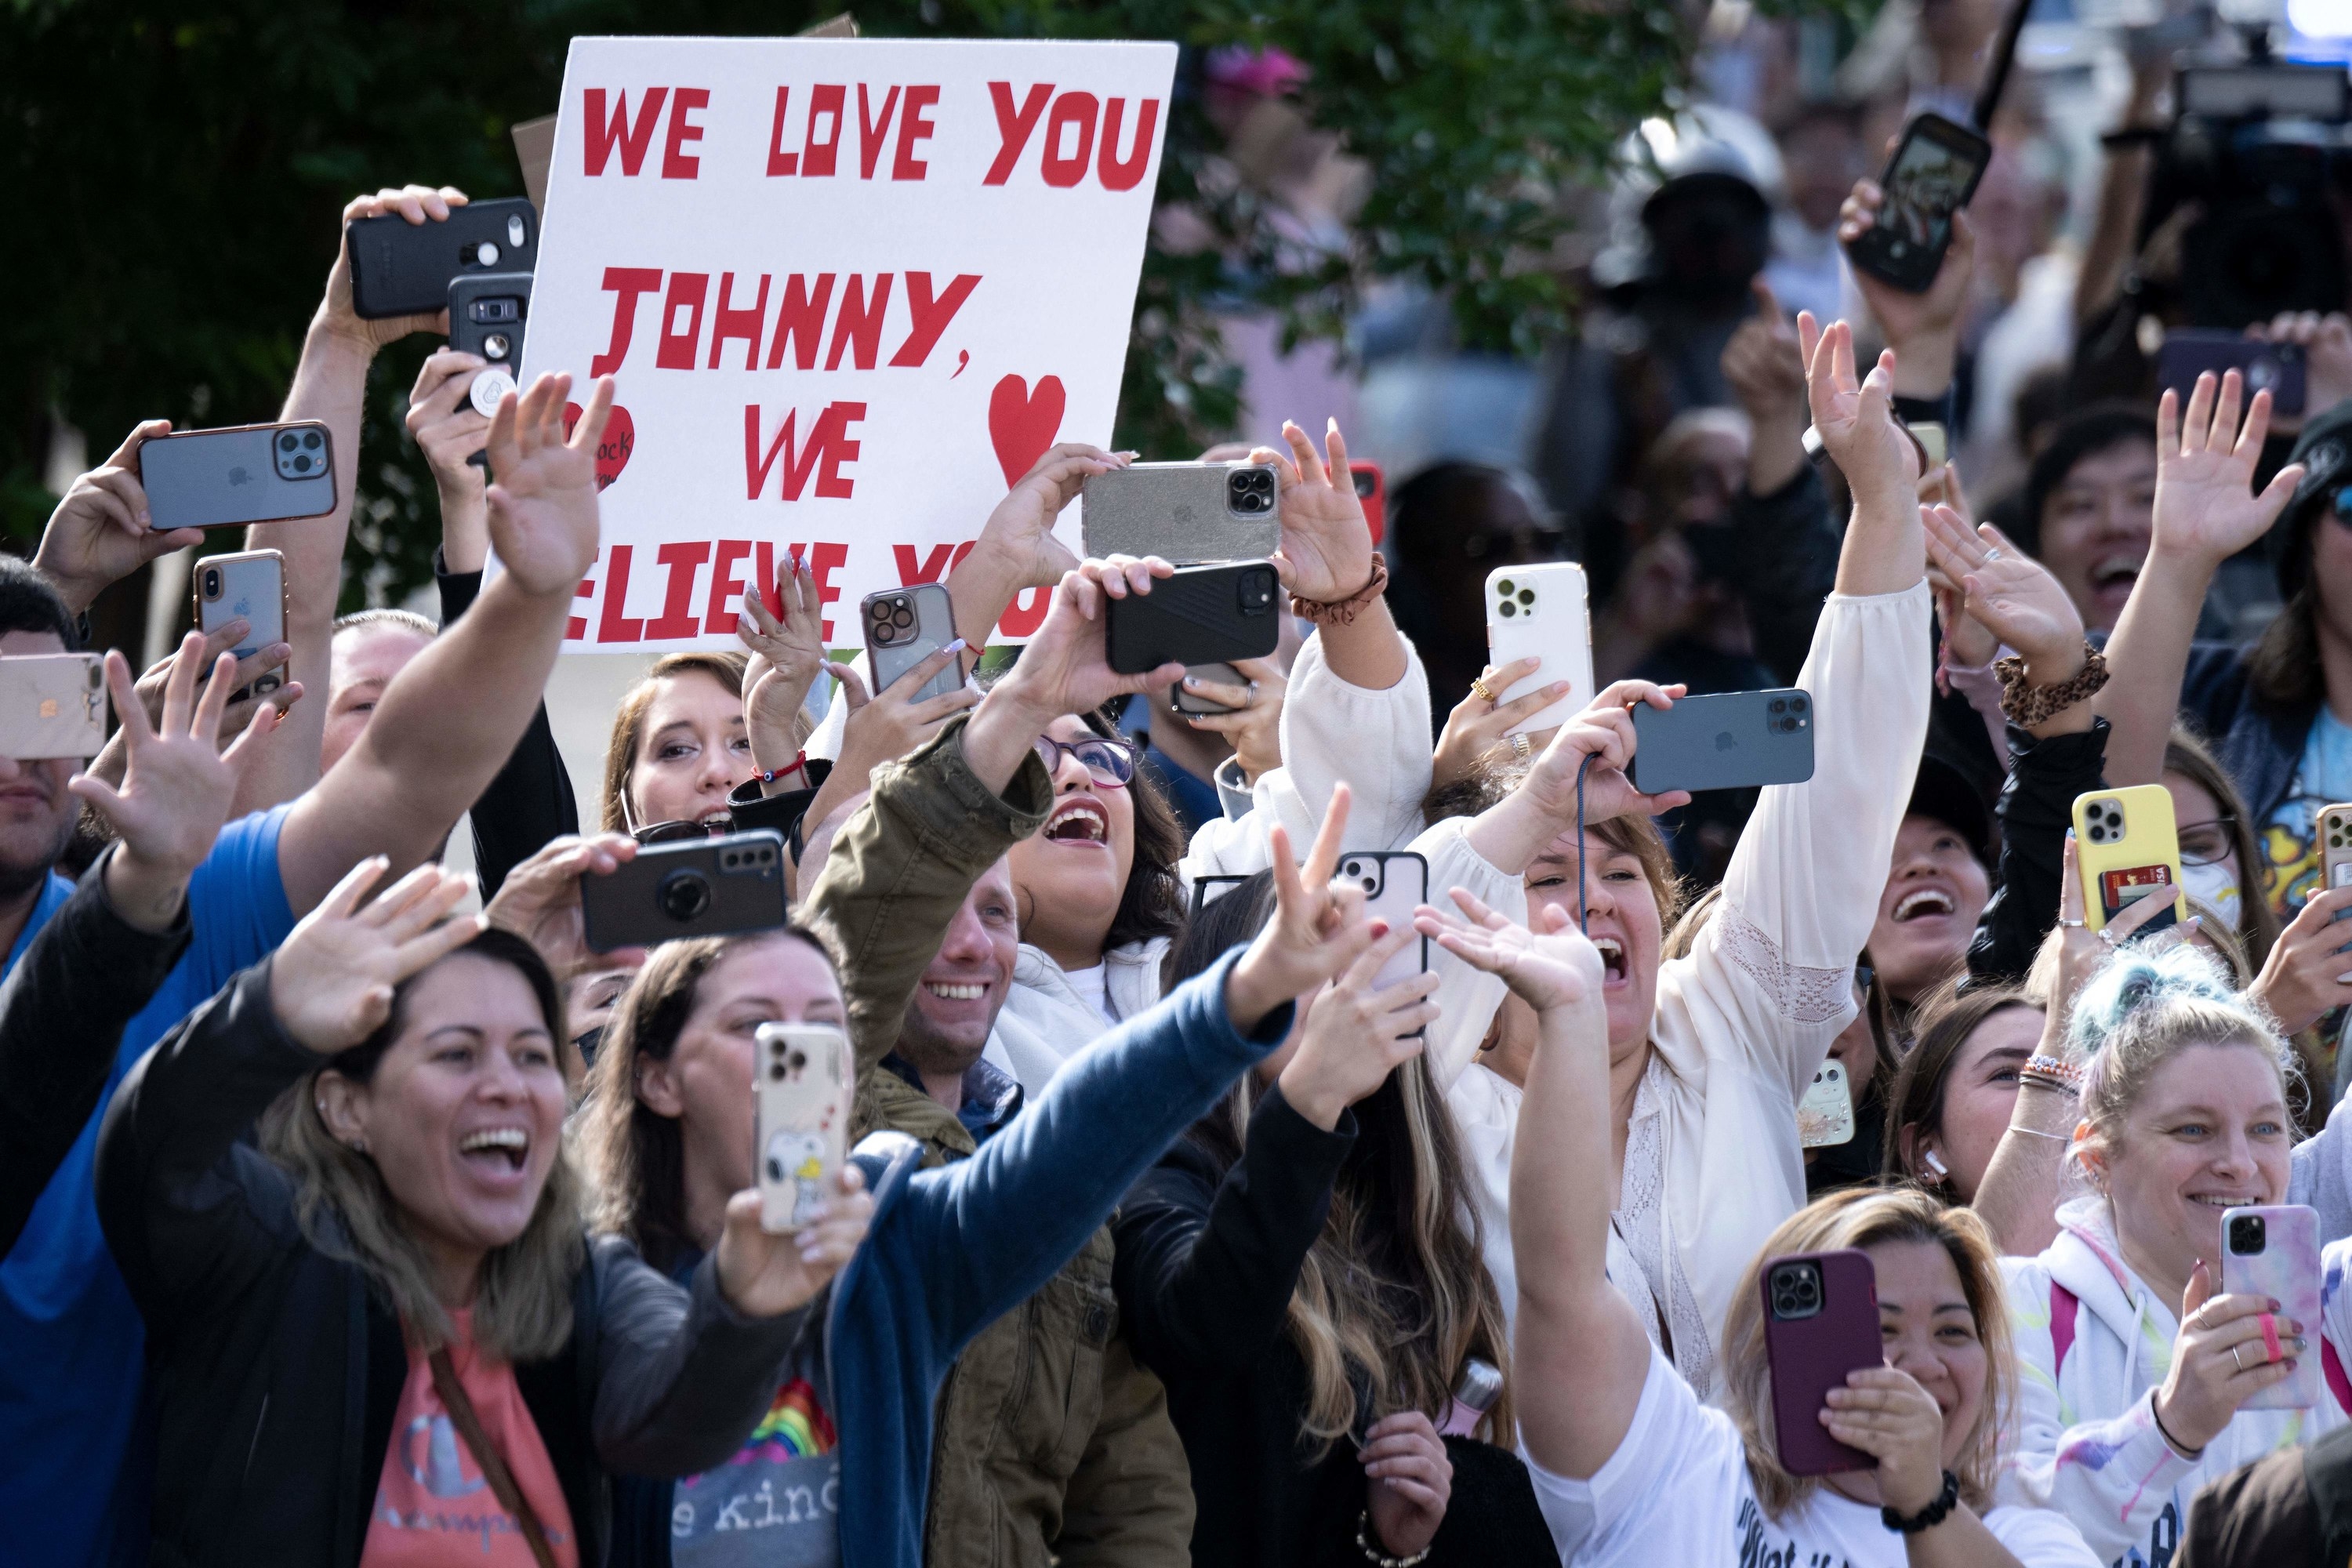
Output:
[1819,1366,1951,1515]
[484,832,645,978]
[738,551,838,771]
[485,372,613,597]
[713,1162,875,1318]
[988,558,1185,725]
[1838,177,1976,368]
[74,634,286,931]
[1432,658,1575,793]
[1799,313,1921,503]
[1250,419,1375,604]
[833,647,979,776]
[2249,883,2352,1036]
[974,442,1124,590]
[2248,311,2352,434]
[1224,784,1382,1029]
[1720,278,1808,429]
[1923,505,2085,682]
[318,185,472,351]
[33,421,206,615]
[404,349,493,568]
[1518,679,1691,826]
[1416,888,1604,1014]
[2151,370,2303,571]
[1361,1410,1453,1561]
[1275,924,1441,1129]
[268,858,485,1055]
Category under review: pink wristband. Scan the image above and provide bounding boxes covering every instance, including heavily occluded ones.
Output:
[2260,1312,2283,1364]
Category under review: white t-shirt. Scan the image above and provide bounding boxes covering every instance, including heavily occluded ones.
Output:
[1060,963,1117,1029]
[1522,1345,2101,1568]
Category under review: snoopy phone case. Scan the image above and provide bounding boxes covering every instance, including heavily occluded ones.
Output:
[755,1022,852,1234]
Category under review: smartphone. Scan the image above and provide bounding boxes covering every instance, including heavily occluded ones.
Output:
[1798,1060,1856,1149]
[1845,113,1992,294]
[2072,786,2185,935]
[579,829,789,953]
[1080,462,1282,563]
[1485,564,1595,739]
[346,198,539,321]
[449,271,533,419]
[194,550,287,661]
[138,423,337,531]
[1761,1249,1879,1476]
[1629,690,1816,796]
[2320,804,2352,918]
[2158,330,2308,418]
[1105,561,1283,675]
[1351,461,1387,548]
[0,654,107,760]
[862,583,962,704]
[1189,873,1253,916]
[1338,851,1429,1022]
[1910,421,1950,472]
[754,1022,854,1234]
[2220,1205,2322,1409]
[1171,661,1243,717]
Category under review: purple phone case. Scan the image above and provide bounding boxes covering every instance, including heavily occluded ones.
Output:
[2220,1205,2322,1410]
[1762,1249,1881,1476]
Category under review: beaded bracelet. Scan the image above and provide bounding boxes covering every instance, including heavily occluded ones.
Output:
[1994,644,2108,728]
[1882,1469,1961,1534]
[2019,1053,2084,1094]
[1355,1512,1432,1568]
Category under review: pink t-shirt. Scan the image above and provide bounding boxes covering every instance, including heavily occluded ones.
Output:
[361,1311,580,1567]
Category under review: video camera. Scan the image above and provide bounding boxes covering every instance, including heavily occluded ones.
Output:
[2145,54,2352,328]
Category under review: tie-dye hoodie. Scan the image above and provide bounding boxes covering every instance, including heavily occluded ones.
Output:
[1997,1195,2349,1566]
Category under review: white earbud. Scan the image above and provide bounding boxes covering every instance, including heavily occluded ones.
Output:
[1923,1149,1949,1179]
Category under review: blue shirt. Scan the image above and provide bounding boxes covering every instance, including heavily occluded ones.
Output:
[2262,706,2352,916]
[0,805,296,1566]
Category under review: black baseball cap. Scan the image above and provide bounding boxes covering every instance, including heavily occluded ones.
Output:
[1907,750,1994,866]
[2274,399,2352,601]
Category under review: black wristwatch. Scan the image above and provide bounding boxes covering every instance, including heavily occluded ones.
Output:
[1882,1469,1960,1534]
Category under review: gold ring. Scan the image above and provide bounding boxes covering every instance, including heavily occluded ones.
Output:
[1470,676,1497,704]
[1511,732,1533,760]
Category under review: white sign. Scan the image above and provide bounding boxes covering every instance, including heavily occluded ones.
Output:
[523,35,1175,650]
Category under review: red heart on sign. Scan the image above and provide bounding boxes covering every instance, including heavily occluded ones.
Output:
[988,374,1065,488]
[562,401,635,492]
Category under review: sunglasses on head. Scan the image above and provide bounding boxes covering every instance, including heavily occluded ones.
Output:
[1031,734,1138,789]
[619,789,735,845]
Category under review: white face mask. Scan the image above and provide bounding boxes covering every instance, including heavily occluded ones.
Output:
[2179,858,2241,928]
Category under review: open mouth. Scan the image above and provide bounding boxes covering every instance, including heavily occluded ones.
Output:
[2089,555,2141,599]
[925,981,988,1001]
[1893,887,1956,924]
[1593,936,1628,985]
[458,1126,530,1174]
[1044,799,1109,844]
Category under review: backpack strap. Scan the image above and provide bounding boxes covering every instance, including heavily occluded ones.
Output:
[2050,1281,2081,1374]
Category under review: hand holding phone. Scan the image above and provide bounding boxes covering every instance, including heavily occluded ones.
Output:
[347,195,537,321]
[35,421,208,611]
[1105,561,1283,674]
[1844,114,1991,294]
[1484,565,1595,738]
[2218,1206,2321,1410]
[862,584,963,704]
[579,830,789,953]
[138,423,338,532]
[1761,1249,1879,1475]
[2072,786,2185,935]
[1629,689,1815,796]
[755,1022,853,1233]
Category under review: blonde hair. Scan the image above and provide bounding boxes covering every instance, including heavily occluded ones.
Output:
[257,931,583,1361]
[1721,1189,2013,1520]
[598,652,750,832]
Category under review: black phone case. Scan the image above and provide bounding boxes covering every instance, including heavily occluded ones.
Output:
[1630,690,1816,796]
[580,831,789,953]
[448,272,533,371]
[1845,113,1990,294]
[1105,561,1282,675]
[347,198,539,320]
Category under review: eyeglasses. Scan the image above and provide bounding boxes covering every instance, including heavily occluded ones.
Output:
[2176,817,2238,867]
[1031,734,1138,789]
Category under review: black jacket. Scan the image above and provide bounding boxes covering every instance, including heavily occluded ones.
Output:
[1112,1084,1552,1568]
[437,552,580,898]
[0,853,191,1252]
[94,959,811,1568]
[1969,719,2111,984]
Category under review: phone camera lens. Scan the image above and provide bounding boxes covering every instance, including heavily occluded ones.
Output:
[891,606,914,630]
[1497,601,1517,619]
[658,869,713,923]
[203,570,220,597]
[769,1062,786,1081]
[293,455,311,472]
[302,431,321,451]
[278,434,297,452]
[484,332,510,360]
[1769,699,1787,714]
[788,1049,807,1072]
[1496,579,1515,597]
[1517,589,1534,606]
[2230,1215,2266,1254]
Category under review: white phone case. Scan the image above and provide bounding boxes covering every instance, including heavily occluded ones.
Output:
[195,549,288,659]
[1798,1061,1856,1149]
[0,654,107,760]
[1484,564,1594,737]
[754,1022,853,1233]
[1338,851,1429,1029]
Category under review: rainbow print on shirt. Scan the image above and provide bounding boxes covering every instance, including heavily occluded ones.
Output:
[737,1377,836,1464]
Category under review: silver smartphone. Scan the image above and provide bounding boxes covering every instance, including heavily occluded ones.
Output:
[863,583,962,704]
[0,654,107,760]
[754,1022,854,1234]
[1081,461,1282,563]
[137,422,338,531]
[194,550,287,659]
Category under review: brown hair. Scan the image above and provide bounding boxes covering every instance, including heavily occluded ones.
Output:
[576,924,837,1274]
[1721,1189,2013,1520]
[1080,706,1189,949]
[2247,581,2323,714]
[1881,979,2042,1189]
[1451,751,1684,926]
[599,652,750,832]
[259,929,583,1361]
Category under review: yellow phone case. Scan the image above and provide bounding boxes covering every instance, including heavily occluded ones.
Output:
[2072,785,2185,934]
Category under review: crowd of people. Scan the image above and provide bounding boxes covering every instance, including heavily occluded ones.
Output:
[26,16,2352,1566]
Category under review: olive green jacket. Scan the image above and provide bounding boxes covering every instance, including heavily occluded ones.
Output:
[801,714,1195,1568]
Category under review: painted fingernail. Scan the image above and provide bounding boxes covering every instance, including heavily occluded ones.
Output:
[1370,920,1389,938]
[945,637,967,655]
[2273,1298,2285,1312]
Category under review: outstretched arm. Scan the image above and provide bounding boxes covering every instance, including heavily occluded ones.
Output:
[274,373,614,915]
[2093,371,2299,786]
